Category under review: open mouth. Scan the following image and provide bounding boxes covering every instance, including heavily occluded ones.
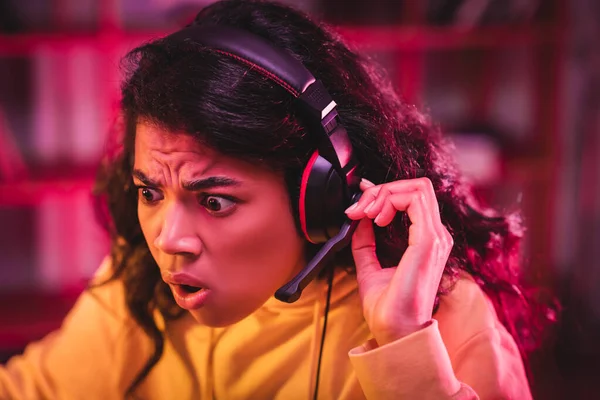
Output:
[179,284,203,294]
[169,282,211,310]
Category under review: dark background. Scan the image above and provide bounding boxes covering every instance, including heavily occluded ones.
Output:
[0,1,598,398]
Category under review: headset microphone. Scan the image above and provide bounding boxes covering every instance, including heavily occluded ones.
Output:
[275,193,361,303]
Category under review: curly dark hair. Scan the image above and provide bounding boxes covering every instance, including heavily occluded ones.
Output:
[93,0,552,396]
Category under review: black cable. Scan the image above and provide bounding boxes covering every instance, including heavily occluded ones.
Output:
[313,267,334,400]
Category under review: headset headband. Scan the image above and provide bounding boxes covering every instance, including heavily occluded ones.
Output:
[167,25,315,96]
[165,25,353,177]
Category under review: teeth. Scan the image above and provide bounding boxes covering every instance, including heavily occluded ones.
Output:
[180,285,202,294]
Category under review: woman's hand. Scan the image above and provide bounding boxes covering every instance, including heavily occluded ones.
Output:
[345,178,453,346]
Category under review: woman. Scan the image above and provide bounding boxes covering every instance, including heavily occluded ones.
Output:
[1,0,549,398]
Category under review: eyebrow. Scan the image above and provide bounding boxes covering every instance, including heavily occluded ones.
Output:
[132,169,241,191]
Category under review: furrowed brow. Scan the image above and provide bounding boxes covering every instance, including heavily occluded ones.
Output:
[182,177,241,191]
[132,169,161,187]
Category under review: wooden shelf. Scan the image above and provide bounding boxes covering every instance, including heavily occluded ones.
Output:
[336,24,560,51]
[0,24,560,56]
[0,31,157,56]
[0,177,94,206]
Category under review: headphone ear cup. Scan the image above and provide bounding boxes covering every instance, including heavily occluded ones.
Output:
[299,151,348,244]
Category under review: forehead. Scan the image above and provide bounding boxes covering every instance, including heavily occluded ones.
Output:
[133,122,279,182]
[135,122,208,155]
[134,122,226,173]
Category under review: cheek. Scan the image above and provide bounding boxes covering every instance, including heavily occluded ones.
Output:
[209,198,305,292]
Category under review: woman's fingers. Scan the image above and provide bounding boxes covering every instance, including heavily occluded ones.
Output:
[347,178,437,221]
[373,199,396,226]
[346,177,452,261]
[351,218,381,277]
[347,181,379,213]
[347,178,439,216]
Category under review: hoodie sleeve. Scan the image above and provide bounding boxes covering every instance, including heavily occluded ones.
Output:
[348,276,532,400]
[0,258,151,400]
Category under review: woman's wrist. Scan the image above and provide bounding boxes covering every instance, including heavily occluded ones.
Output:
[374,320,433,346]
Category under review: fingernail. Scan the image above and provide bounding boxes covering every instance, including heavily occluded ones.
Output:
[374,214,381,226]
[361,178,375,187]
[345,203,359,213]
[363,201,374,214]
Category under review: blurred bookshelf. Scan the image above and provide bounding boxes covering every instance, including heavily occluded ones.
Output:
[0,0,567,393]
[2,0,565,278]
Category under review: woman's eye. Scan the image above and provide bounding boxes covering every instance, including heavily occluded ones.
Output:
[137,187,163,204]
[200,195,236,214]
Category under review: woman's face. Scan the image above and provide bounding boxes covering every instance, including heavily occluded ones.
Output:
[134,122,306,326]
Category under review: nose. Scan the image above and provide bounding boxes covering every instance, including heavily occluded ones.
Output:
[154,202,202,257]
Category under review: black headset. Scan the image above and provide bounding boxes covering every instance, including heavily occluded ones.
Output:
[166,25,362,303]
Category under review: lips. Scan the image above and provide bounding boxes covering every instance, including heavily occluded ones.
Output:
[162,272,211,310]
[170,284,210,310]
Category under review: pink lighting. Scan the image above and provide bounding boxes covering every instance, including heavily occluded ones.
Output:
[0,0,597,398]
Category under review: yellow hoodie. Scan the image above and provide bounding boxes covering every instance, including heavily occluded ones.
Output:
[0,258,531,399]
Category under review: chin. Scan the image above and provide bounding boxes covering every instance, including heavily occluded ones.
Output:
[187,305,255,327]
